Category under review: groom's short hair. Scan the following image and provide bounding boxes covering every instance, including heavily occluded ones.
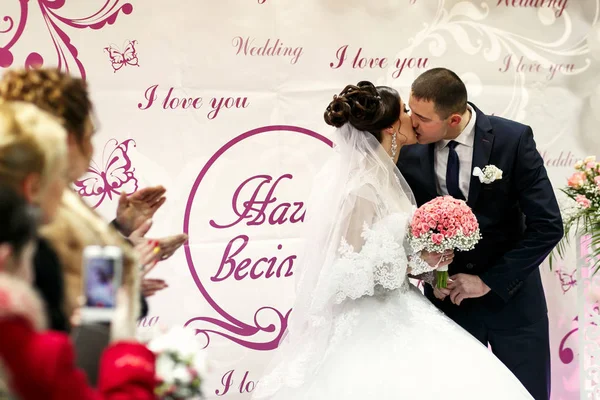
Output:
[411,68,467,119]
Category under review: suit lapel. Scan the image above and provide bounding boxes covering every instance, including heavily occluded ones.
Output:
[467,103,494,208]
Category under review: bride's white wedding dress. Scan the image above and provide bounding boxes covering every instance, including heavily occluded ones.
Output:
[252,125,533,400]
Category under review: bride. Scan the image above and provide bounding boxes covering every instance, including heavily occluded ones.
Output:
[252,81,534,400]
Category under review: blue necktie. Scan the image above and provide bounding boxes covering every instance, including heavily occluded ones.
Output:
[446,140,465,200]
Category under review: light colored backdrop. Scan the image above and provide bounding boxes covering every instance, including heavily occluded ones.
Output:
[1,0,598,398]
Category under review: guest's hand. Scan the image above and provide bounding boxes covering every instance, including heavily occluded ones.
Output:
[135,239,161,276]
[136,241,170,301]
[447,274,491,306]
[129,220,188,261]
[421,249,454,269]
[141,278,168,297]
[154,233,188,261]
[115,186,166,236]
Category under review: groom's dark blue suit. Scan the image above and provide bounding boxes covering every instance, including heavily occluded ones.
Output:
[398,102,563,400]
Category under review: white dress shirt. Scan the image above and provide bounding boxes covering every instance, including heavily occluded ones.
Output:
[434,105,476,200]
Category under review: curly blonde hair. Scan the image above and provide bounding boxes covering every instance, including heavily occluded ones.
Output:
[0,68,92,140]
[0,100,67,192]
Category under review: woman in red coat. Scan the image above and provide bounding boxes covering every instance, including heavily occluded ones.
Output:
[0,173,157,397]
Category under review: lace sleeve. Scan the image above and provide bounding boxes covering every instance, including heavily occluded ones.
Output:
[407,256,436,286]
[408,253,435,275]
[317,187,411,305]
[404,226,436,286]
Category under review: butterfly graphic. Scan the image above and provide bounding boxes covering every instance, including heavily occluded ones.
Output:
[104,40,139,72]
[74,139,138,209]
[555,269,577,294]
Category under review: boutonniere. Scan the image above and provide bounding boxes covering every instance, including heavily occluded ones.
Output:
[473,165,503,184]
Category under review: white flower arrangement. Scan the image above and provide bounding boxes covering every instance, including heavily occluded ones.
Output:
[145,326,208,400]
[472,165,503,184]
[410,229,481,254]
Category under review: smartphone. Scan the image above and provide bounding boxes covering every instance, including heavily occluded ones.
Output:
[81,245,123,322]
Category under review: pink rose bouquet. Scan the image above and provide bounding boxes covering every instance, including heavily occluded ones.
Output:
[410,196,482,288]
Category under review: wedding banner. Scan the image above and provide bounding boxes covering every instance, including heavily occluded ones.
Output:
[1,0,599,398]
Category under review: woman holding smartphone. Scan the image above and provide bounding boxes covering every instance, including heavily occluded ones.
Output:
[0,102,156,400]
[0,68,183,329]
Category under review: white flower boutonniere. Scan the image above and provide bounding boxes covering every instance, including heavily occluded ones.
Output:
[473,165,503,184]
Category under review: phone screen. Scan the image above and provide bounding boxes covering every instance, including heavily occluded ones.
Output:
[85,256,117,308]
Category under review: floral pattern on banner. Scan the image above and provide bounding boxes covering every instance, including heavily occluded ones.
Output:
[392,0,595,121]
[0,0,133,79]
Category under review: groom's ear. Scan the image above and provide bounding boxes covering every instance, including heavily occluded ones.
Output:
[448,114,462,128]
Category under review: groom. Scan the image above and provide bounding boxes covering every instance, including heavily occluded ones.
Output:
[397,68,563,400]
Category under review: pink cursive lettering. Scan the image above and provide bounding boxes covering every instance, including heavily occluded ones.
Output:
[137,85,250,119]
[239,370,258,393]
[540,150,580,168]
[232,36,303,64]
[208,96,250,120]
[216,370,235,396]
[216,369,259,396]
[499,54,576,80]
[330,45,428,77]
[211,235,295,282]
[496,0,568,18]
[330,45,349,69]
[138,84,203,110]
[392,57,429,79]
[351,47,388,69]
[329,45,387,70]
[163,87,203,110]
[210,174,305,229]
[137,316,160,328]
[138,84,159,110]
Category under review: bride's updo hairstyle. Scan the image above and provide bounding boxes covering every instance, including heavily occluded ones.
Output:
[324,81,401,141]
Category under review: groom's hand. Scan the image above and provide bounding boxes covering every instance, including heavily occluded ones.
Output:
[433,286,450,300]
[447,274,491,306]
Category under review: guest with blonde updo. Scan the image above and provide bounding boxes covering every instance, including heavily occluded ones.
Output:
[0,99,70,331]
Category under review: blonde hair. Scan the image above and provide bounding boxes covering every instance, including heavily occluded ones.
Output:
[0,68,91,140]
[0,101,67,192]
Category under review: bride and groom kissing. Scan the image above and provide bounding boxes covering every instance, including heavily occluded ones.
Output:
[252,68,563,400]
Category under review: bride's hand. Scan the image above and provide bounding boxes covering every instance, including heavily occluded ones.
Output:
[421,249,454,269]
